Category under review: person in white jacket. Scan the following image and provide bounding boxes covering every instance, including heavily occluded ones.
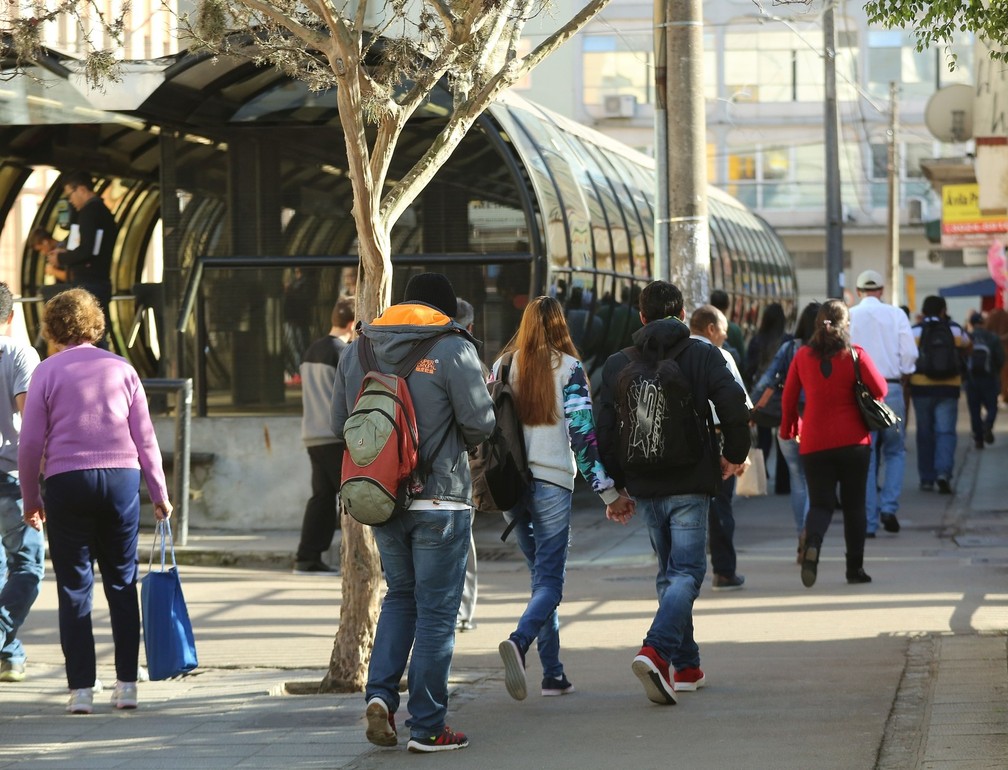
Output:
[493,295,634,702]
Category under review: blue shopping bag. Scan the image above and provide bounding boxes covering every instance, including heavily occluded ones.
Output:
[141,519,198,680]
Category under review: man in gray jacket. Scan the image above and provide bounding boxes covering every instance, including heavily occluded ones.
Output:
[331,273,494,753]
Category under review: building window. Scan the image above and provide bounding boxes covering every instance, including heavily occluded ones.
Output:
[582,32,653,106]
[867,29,973,100]
[723,19,857,104]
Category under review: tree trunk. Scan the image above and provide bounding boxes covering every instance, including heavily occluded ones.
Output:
[319,193,392,693]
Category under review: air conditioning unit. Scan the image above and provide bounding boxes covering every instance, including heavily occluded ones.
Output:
[602,94,637,118]
[908,197,925,224]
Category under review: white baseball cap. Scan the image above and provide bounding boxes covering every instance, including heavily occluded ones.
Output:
[856,270,884,290]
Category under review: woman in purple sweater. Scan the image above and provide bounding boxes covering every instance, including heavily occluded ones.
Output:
[18,289,172,715]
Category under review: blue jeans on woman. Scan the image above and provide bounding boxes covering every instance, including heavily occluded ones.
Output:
[0,482,45,667]
[504,480,572,680]
[778,437,808,535]
[639,493,708,670]
[366,507,470,740]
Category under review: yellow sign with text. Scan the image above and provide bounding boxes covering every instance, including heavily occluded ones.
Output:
[941,183,1008,246]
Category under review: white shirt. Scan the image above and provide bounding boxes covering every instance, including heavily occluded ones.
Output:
[849,296,918,379]
[690,334,753,424]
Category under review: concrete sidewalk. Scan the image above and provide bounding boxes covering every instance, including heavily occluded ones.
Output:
[1,411,1006,769]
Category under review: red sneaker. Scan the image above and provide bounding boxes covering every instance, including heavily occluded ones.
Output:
[631,646,677,704]
[365,697,397,747]
[673,666,706,692]
[407,725,470,753]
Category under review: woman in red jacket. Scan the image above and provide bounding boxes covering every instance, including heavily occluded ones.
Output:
[780,300,887,588]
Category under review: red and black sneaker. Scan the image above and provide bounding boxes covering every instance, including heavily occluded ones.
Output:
[365,697,397,747]
[631,645,677,704]
[407,725,470,753]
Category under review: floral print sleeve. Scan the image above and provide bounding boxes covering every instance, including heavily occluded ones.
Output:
[563,359,616,497]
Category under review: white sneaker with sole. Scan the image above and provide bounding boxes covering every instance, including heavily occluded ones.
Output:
[111,681,138,709]
[67,688,94,714]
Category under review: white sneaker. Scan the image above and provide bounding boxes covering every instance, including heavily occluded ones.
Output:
[111,681,138,710]
[67,688,94,714]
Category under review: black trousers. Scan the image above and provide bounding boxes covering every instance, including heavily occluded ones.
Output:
[296,443,345,562]
[801,445,870,564]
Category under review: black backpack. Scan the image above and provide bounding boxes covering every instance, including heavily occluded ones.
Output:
[615,338,705,470]
[916,320,959,379]
[967,334,993,377]
[469,353,531,514]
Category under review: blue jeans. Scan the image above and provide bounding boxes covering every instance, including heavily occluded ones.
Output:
[504,481,572,680]
[0,482,45,665]
[912,394,959,483]
[639,494,708,670]
[366,507,470,739]
[963,376,999,440]
[778,437,808,535]
[866,385,908,532]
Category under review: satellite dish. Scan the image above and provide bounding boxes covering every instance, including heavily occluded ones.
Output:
[925,84,974,143]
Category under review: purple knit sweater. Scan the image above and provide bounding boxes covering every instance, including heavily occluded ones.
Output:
[17,343,168,512]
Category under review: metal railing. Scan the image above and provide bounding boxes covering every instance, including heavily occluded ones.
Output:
[141,378,193,545]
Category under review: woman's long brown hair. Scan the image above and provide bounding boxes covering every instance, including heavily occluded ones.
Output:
[500,296,580,426]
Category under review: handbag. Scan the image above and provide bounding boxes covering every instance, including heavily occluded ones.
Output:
[735,440,768,497]
[141,519,199,680]
[748,340,795,428]
[850,347,900,432]
[749,382,783,428]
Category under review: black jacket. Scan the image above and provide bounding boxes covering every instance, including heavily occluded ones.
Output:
[596,317,751,498]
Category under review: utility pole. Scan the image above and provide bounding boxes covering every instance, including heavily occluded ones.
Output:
[823,4,843,299]
[886,81,901,306]
[662,0,710,307]
[653,0,668,281]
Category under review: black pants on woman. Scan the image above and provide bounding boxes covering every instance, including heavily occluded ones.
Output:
[801,445,871,573]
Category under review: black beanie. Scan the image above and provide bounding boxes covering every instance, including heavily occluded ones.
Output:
[403,272,458,318]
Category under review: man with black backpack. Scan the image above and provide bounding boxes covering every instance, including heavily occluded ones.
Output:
[331,273,494,753]
[963,312,1004,450]
[596,281,750,705]
[910,295,971,494]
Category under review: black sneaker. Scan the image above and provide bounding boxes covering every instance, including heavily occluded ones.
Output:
[711,573,745,591]
[292,560,339,575]
[407,726,469,753]
[541,674,574,697]
[984,429,995,445]
[499,638,527,700]
[881,513,900,533]
[936,477,952,495]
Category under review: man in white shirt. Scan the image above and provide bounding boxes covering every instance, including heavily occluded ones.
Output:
[689,305,753,591]
[849,270,918,536]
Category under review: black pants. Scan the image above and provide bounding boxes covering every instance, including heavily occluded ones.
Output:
[708,474,737,577]
[801,445,870,566]
[296,443,345,562]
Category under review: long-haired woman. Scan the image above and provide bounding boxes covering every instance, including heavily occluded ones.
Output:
[753,301,821,560]
[494,295,629,701]
[780,300,886,587]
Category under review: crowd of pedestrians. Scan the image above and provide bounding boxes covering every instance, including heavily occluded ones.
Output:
[1,267,1004,756]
